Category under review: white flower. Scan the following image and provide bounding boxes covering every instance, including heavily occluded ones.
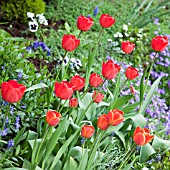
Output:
[124,33,129,37]
[114,34,118,38]
[138,28,143,33]
[59,56,69,66]
[117,32,123,38]
[107,38,112,42]
[28,20,38,32]
[137,34,143,38]
[27,12,35,21]
[130,37,134,41]
[142,167,149,170]
[122,24,128,32]
[36,14,48,25]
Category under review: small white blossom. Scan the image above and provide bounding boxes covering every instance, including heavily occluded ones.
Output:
[107,38,112,42]
[130,37,134,41]
[137,34,143,38]
[114,33,118,38]
[27,12,35,20]
[124,33,129,37]
[142,167,149,170]
[122,24,128,32]
[36,14,48,25]
[138,28,143,33]
[58,56,69,66]
[28,20,38,32]
[117,32,123,38]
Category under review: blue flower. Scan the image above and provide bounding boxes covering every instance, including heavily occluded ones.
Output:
[93,6,99,16]
[7,139,14,148]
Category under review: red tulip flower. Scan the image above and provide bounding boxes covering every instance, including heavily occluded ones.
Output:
[46,110,62,126]
[54,81,74,100]
[89,73,103,87]
[92,91,104,103]
[77,15,94,31]
[125,66,139,80]
[97,114,109,130]
[81,125,95,138]
[1,80,26,103]
[151,36,168,52]
[99,14,116,28]
[69,98,78,108]
[107,109,124,126]
[70,75,85,91]
[102,60,120,80]
[121,41,135,54]
[62,34,80,51]
[133,126,154,146]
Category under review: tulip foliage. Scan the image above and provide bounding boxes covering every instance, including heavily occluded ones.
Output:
[0,11,169,170]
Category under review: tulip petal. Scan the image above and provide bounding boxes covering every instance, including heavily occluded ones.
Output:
[133,133,146,146]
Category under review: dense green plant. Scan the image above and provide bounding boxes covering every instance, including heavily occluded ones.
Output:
[1,0,45,23]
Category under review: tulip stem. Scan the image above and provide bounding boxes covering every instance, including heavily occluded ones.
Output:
[56,99,62,112]
[120,78,128,90]
[118,144,136,170]
[82,140,85,155]
[55,50,68,80]
[80,88,90,99]
[34,126,50,166]
[58,100,67,112]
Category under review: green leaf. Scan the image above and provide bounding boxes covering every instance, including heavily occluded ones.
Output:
[110,95,133,110]
[140,69,147,105]
[0,28,11,37]
[122,102,140,114]
[122,156,138,170]
[25,83,48,92]
[65,22,70,33]
[5,37,26,41]
[49,128,80,170]
[70,146,82,162]
[14,127,26,146]
[63,156,78,170]
[4,168,27,170]
[43,118,67,164]
[78,148,88,170]
[139,77,161,115]
[139,144,155,163]
[152,135,170,150]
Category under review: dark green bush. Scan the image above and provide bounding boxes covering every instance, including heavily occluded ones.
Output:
[1,0,45,23]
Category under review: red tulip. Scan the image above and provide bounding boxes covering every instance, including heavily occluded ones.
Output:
[1,80,26,103]
[69,98,78,108]
[151,36,168,52]
[130,85,135,95]
[102,60,119,80]
[77,15,94,31]
[121,41,135,54]
[70,75,85,91]
[92,91,104,103]
[133,126,154,146]
[125,66,139,80]
[81,125,95,138]
[107,109,124,126]
[46,110,62,126]
[99,14,116,28]
[62,34,80,51]
[89,73,103,87]
[97,114,109,130]
[54,81,74,100]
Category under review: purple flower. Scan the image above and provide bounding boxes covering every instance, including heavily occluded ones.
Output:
[154,18,159,25]
[15,116,20,130]
[168,80,170,89]
[7,139,14,148]
[0,127,8,136]
[33,41,40,49]
[26,46,32,51]
[18,72,23,80]
[93,6,99,16]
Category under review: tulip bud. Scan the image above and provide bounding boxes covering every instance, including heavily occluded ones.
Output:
[46,110,62,126]
[69,98,78,108]
[92,91,104,103]
[70,75,85,91]
[121,41,135,54]
[89,73,103,87]
[81,125,95,138]
[97,114,109,130]
[130,85,135,95]
[125,66,139,80]
[100,14,116,28]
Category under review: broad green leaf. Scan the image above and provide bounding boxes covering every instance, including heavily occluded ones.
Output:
[0,28,11,37]
[49,128,80,170]
[78,148,88,170]
[37,115,46,136]
[63,156,78,170]
[70,146,82,161]
[25,83,48,92]
[139,77,161,115]
[22,159,31,169]
[122,102,140,114]
[110,95,133,110]
[5,37,26,41]
[43,118,67,163]
[140,68,147,105]
[139,143,155,163]
[65,22,70,33]
[152,135,170,150]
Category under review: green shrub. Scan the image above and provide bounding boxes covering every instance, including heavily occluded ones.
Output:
[1,0,45,23]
